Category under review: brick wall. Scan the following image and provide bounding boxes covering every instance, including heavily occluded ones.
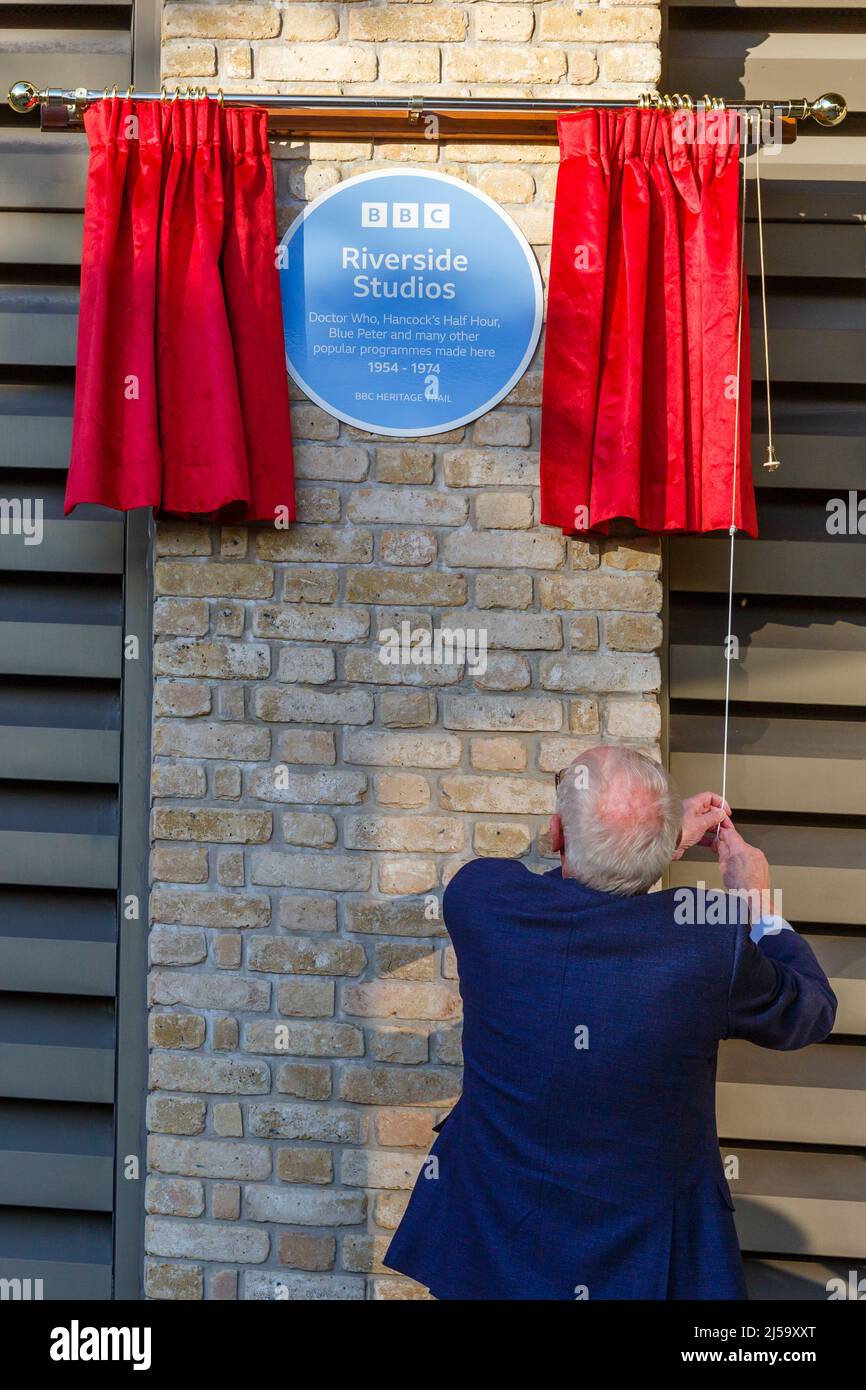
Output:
[148,0,663,1300]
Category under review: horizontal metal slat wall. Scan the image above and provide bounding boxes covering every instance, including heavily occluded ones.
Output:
[0,0,137,1301]
[664,0,866,1300]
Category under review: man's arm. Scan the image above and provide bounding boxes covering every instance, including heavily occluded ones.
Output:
[719,821,837,1049]
[727,917,837,1049]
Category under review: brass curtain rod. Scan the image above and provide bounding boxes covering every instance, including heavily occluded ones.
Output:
[7,81,849,140]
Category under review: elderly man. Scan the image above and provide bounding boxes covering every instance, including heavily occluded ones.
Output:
[385,746,836,1301]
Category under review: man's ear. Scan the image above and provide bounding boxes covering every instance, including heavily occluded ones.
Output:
[550,813,564,854]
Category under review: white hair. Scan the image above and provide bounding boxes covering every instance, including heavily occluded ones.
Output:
[556,746,682,896]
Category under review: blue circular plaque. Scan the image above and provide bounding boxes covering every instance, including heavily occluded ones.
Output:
[279,169,543,437]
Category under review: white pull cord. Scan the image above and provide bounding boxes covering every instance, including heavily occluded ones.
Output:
[717,133,749,835]
[718,124,774,841]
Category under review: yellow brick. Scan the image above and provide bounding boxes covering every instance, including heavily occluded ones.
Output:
[379,45,442,85]
[257,47,377,83]
[603,43,661,84]
[163,42,217,77]
[474,822,533,858]
[475,493,533,530]
[477,167,535,204]
[475,3,534,42]
[569,50,600,84]
[375,773,431,809]
[539,6,661,43]
[469,737,528,772]
[445,46,566,84]
[221,44,252,80]
[279,9,340,41]
[349,6,467,41]
[163,4,280,40]
[378,859,438,895]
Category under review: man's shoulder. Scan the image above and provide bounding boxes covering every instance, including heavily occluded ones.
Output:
[446,856,530,892]
[443,856,532,913]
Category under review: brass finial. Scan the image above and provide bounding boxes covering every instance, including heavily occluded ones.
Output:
[7,79,39,113]
[808,93,847,127]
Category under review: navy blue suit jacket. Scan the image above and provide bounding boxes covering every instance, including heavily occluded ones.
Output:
[385,858,837,1300]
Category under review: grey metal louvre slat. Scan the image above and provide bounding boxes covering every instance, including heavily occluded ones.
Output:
[0,213,84,268]
[670,860,866,927]
[735,1197,866,1260]
[0,134,89,211]
[0,830,117,890]
[671,712,866,759]
[754,181,866,224]
[0,414,73,471]
[0,385,74,468]
[671,751,866,817]
[806,936,866,1035]
[0,521,123,575]
[723,1145,866,1202]
[0,726,119,783]
[0,622,121,679]
[746,225,866,280]
[718,1083,866,1146]
[746,136,866,188]
[765,330,866,386]
[0,1257,111,1301]
[717,1053,866,1147]
[0,936,115,996]
[720,1040,862,1089]
[0,36,130,102]
[669,34,866,112]
[669,644,866,705]
[0,1150,113,1211]
[757,328,866,386]
[0,286,78,369]
[669,540,866,598]
[0,1043,113,1103]
[750,433,865,489]
[744,1258,864,1302]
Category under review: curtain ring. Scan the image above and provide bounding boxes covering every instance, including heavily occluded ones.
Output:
[216,87,224,108]
[125,84,134,101]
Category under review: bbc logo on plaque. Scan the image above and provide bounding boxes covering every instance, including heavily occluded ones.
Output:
[361,201,451,230]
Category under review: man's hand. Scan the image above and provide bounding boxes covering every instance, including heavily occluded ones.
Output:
[716,819,771,899]
[672,791,731,860]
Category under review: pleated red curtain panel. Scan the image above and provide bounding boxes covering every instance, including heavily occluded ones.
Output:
[66,98,295,522]
[541,108,758,538]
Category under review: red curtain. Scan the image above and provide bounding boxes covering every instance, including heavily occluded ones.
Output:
[66,98,295,522]
[541,108,757,538]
